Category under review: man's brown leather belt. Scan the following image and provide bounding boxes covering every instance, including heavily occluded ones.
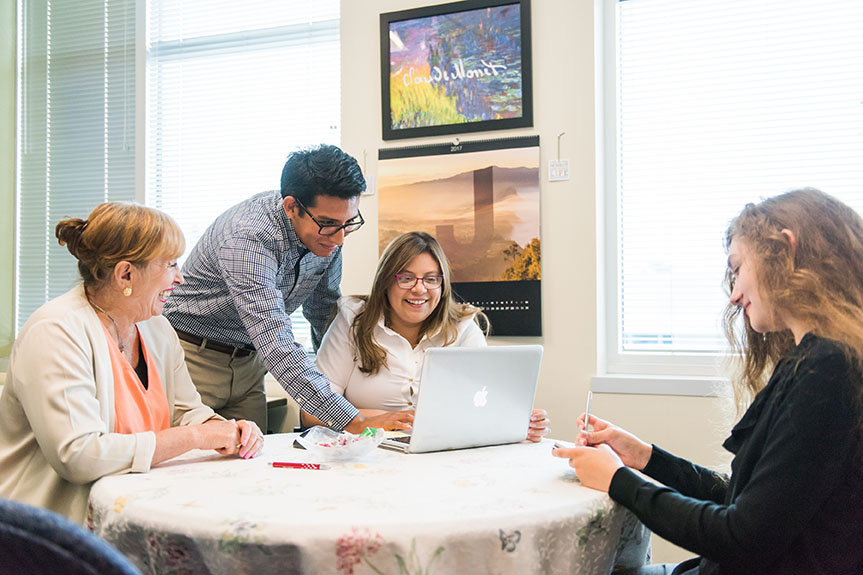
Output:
[175,330,255,357]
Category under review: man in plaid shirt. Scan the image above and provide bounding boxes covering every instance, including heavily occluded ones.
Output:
[164,145,414,433]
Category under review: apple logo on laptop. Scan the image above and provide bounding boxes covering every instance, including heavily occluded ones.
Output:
[473,385,488,407]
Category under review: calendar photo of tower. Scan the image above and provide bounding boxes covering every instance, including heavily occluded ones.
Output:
[378,136,541,335]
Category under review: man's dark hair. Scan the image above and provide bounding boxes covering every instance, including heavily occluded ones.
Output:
[280,144,366,205]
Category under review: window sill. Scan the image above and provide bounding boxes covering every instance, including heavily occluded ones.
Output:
[590,374,727,397]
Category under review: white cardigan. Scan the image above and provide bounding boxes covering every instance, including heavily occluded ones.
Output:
[0,285,216,523]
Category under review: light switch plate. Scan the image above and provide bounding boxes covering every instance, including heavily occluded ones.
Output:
[548,159,570,181]
[362,174,376,195]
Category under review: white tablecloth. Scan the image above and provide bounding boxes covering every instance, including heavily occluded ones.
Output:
[88,434,649,575]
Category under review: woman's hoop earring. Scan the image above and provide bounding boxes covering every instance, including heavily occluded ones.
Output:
[123,287,132,297]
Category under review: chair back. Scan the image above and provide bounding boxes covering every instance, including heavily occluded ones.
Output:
[0,498,141,575]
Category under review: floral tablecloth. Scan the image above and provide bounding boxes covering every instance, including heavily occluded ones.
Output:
[88,434,649,575]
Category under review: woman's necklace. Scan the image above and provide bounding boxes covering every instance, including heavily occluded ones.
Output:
[87,297,130,357]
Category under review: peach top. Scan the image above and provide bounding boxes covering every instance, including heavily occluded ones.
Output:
[103,324,170,434]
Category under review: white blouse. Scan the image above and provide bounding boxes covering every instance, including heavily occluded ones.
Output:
[315,296,487,410]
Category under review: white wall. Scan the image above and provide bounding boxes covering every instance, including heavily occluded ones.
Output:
[340,0,733,564]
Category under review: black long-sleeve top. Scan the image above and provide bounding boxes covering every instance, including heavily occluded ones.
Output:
[609,334,863,575]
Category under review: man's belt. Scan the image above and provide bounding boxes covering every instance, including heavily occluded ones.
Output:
[175,330,255,358]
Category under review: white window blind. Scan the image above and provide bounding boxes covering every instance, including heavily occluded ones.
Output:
[609,0,863,366]
[146,0,341,348]
[17,0,136,330]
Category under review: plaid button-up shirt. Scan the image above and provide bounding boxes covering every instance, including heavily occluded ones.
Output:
[164,190,358,429]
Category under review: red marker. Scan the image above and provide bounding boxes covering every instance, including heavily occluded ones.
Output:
[270,461,328,470]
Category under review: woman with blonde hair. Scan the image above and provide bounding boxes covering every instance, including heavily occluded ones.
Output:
[303,231,549,440]
[0,203,263,523]
[554,188,863,574]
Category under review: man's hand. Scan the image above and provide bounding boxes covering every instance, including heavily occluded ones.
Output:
[344,410,414,433]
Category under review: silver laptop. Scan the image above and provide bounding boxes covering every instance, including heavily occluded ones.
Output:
[380,345,543,453]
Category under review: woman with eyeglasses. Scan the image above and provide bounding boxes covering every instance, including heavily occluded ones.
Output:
[301,231,550,441]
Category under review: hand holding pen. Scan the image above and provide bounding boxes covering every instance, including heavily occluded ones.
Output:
[550,390,623,492]
[573,410,653,471]
[552,391,652,470]
[551,391,593,450]
[551,391,651,491]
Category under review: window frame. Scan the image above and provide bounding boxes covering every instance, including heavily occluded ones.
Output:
[16,0,138,332]
[141,1,338,353]
[13,0,329,353]
[597,0,863,392]
[596,0,728,393]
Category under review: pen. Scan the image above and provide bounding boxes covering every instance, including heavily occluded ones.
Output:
[270,462,329,470]
[583,390,593,434]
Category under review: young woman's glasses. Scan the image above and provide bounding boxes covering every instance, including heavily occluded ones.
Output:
[295,198,364,236]
[394,273,444,290]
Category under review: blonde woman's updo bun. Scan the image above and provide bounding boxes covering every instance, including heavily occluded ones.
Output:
[54,203,184,287]
[55,218,90,260]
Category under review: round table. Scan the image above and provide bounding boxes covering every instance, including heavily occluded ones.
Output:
[88,433,649,575]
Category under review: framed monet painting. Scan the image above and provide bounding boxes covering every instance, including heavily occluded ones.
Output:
[380,0,533,140]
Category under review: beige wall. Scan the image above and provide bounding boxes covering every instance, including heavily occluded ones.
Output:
[340,0,732,564]
[1,1,15,371]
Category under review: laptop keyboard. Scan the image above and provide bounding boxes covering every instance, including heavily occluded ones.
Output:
[390,436,412,445]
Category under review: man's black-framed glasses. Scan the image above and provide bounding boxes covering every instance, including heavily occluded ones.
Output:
[295,198,364,236]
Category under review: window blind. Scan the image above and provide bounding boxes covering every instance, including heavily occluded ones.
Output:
[17,0,136,330]
[146,0,341,348]
[613,0,863,355]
